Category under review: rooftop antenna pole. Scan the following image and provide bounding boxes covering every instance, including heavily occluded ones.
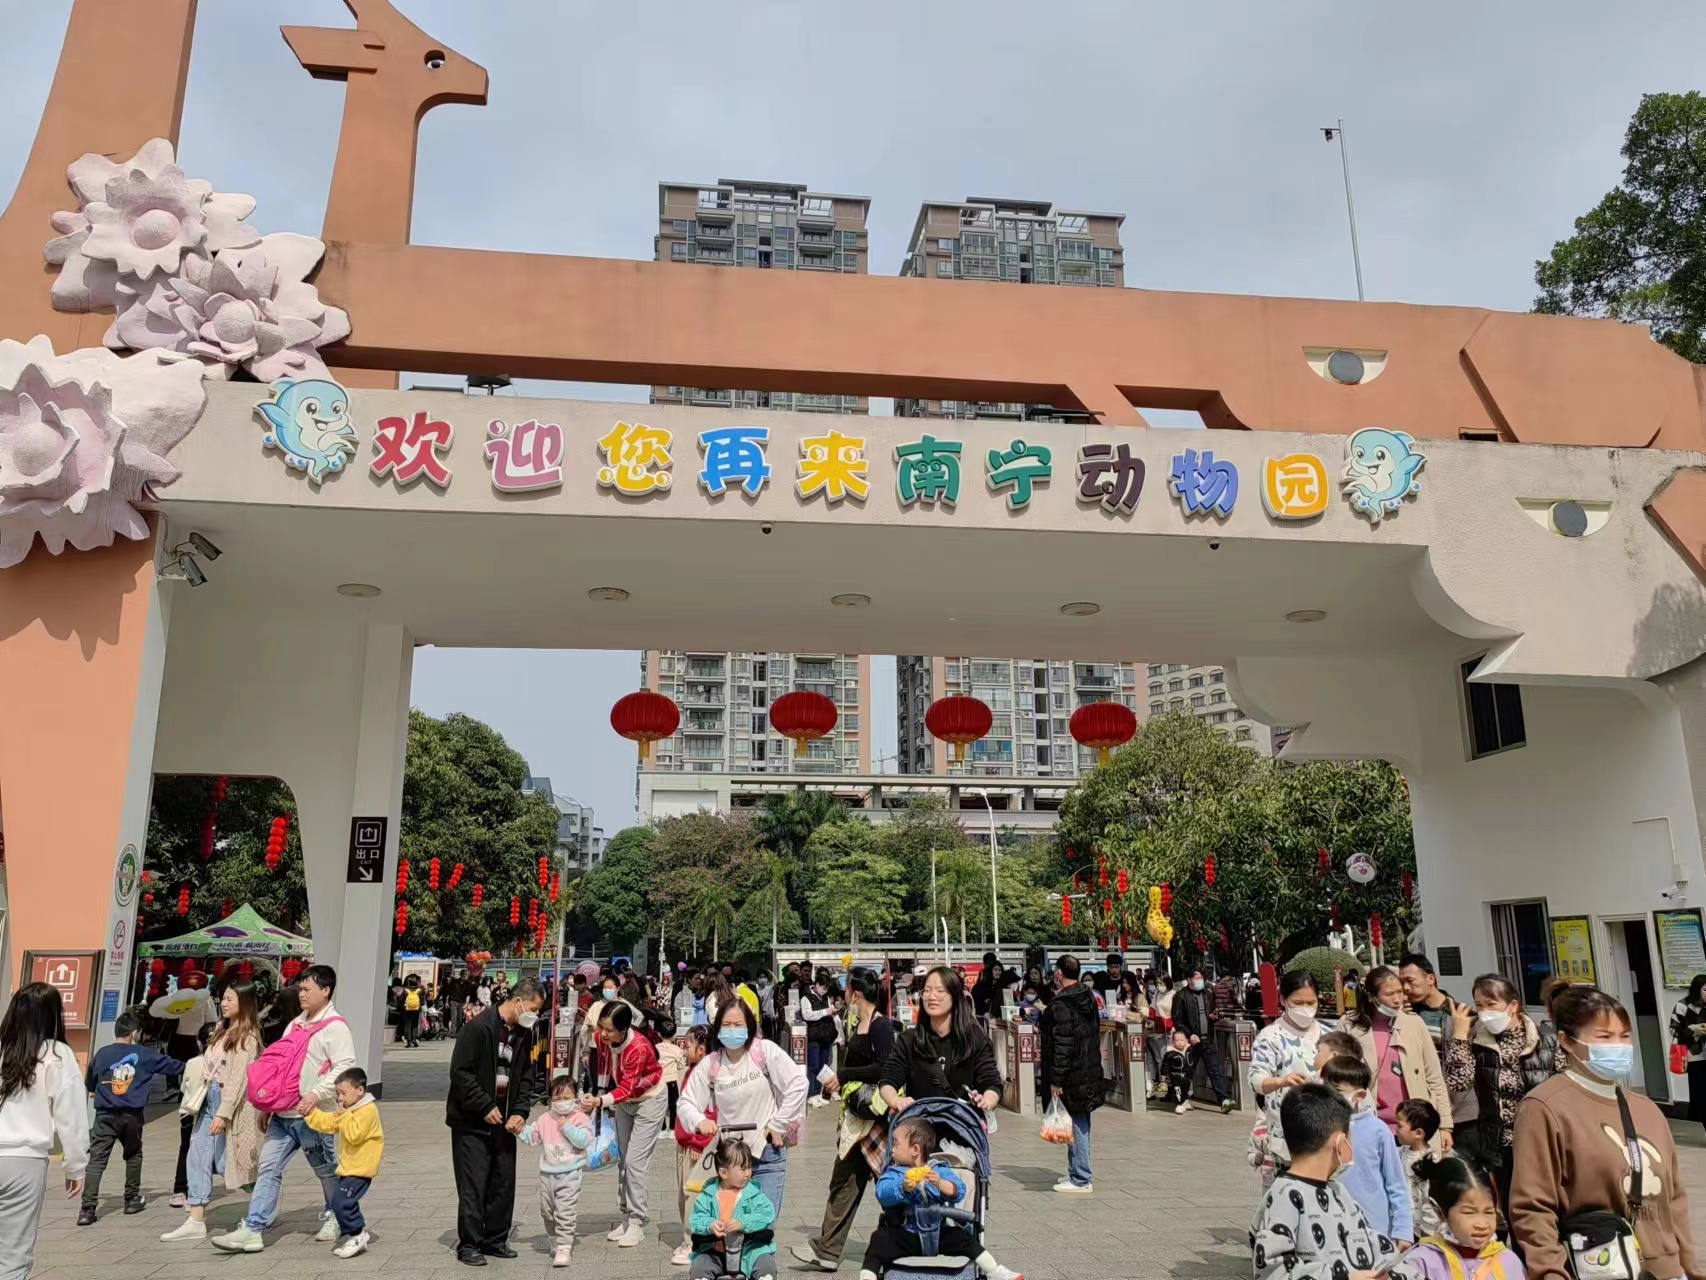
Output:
[1321,119,1365,301]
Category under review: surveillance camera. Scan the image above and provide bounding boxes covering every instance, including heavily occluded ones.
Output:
[760,523,774,536]
[187,532,223,561]
[1208,539,1221,551]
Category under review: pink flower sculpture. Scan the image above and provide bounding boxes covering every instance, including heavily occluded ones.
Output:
[45,139,257,312]
[0,337,207,569]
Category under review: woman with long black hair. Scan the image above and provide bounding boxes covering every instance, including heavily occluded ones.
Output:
[878,965,1001,1113]
[0,983,89,1280]
[791,968,895,1271]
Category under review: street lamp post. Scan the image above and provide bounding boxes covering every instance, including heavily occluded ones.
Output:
[1321,118,1365,302]
[973,788,1001,950]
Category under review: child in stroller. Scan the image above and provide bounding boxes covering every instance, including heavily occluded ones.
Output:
[688,1135,777,1279]
[861,1102,1022,1280]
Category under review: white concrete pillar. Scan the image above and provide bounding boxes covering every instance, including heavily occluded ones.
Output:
[336,623,413,1091]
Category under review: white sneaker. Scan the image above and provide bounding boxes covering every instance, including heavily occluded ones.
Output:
[991,1267,1025,1280]
[1175,1102,1191,1114]
[553,1246,574,1267]
[169,1193,187,1209]
[1220,1098,1236,1114]
[615,1222,645,1248]
[671,1242,693,1267]
[791,1243,839,1271]
[808,1095,831,1108]
[316,1216,342,1243]
[211,1224,266,1253]
[1052,1179,1092,1194]
[333,1232,370,1259]
[607,1220,630,1241]
[161,1218,208,1242]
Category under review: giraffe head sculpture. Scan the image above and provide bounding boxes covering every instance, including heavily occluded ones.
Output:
[282,0,487,246]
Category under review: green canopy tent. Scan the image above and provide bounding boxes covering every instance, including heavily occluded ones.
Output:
[139,903,313,958]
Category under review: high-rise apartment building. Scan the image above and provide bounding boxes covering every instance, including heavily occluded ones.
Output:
[641,651,872,777]
[897,657,1141,778]
[896,196,1124,422]
[521,777,604,874]
[651,177,871,414]
[1140,662,1274,754]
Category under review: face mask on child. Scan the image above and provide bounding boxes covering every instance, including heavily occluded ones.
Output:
[551,1100,578,1115]
[718,1027,749,1050]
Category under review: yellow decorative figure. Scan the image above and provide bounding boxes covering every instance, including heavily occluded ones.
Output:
[796,431,870,504]
[598,421,674,494]
[1146,885,1174,949]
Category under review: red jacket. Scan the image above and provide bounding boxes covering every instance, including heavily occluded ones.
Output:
[608,1030,662,1104]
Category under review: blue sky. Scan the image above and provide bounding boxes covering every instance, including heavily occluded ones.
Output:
[5,1,1702,829]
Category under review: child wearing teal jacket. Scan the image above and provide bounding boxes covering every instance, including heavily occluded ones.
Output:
[689,1138,777,1278]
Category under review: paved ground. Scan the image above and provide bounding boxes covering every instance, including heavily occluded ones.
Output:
[27,1039,1706,1280]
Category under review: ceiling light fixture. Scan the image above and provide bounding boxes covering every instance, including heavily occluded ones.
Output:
[587,586,631,602]
[1285,608,1327,623]
[1059,601,1101,617]
[337,583,382,598]
[830,593,871,609]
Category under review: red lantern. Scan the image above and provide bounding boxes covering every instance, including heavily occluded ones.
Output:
[509,897,520,926]
[281,959,302,984]
[769,690,839,757]
[143,892,154,905]
[237,960,253,982]
[397,859,409,894]
[1204,853,1217,887]
[220,898,233,919]
[177,885,191,916]
[429,857,441,891]
[1400,871,1415,902]
[1061,896,1072,927]
[141,869,152,884]
[1098,860,1108,889]
[213,775,228,804]
[1072,872,1082,893]
[549,873,560,903]
[1069,700,1137,766]
[1370,913,1384,948]
[1193,933,1206,952]
[395,903,408,936]
[266,816,287,872]
[448,862,464,890]
[1116,868,1128,896]
[1161,882,1174,914]
[923,695,992,763]
[528,898,539,928]
[472,882,484,908]
[1316,848,1330,876]
[1103,897,1113,916]
[538,857,549,888]
[149,958,166,976]
[1331,902,1343,929]
[610,690,681,761]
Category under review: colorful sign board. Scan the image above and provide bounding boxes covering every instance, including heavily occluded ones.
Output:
[27,950,102,1030]
[1549,915,1597,985]
[1654,908,1706,989]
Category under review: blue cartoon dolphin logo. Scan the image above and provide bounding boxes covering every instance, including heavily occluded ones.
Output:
[1341,427,1426,525]
[255,378,358,484]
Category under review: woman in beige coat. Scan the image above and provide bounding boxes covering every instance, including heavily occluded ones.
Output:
[160,981,265,1242]
[1345,964,1455,1149]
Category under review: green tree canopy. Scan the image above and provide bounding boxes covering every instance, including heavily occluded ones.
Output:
[1535,91,1706,361]
[576,826,654,950]
[806,821,907,946]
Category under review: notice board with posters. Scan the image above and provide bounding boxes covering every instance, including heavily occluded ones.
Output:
[1654,909,1706,989]
[1550,916,1597,985]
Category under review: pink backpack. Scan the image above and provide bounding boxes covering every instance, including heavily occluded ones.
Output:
[246,1016,347,1113]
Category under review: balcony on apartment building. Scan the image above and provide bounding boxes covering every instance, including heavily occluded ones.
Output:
[684,710,726,733]
[694,221,735,242]
[682,683,725,706]
[685,657,727,680]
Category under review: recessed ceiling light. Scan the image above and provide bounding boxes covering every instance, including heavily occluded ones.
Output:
[1286,608,1328,623]
[1059,601,1101,617]
[336,583,381,598]
[587,587,631,602]
[830,593,871,609]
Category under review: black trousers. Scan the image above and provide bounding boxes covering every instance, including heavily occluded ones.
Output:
[809,1145,874,1262]
[864,1222,979,1275]
[172,1112,193,1194]
[451,1125,517,1252]
[83,1109,145,1208]
[1187,1041,1230,1102]
[401,1009,421,1046]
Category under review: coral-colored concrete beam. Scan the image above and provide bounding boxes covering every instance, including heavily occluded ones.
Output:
[314,241,1706,445]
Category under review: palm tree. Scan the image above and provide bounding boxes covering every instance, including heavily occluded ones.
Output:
[933,847,987,954]
[755,790,842,940]
[746,849,794,956]
[688,879,737,961]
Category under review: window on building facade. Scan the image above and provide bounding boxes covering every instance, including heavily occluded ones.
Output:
[1058,214,1088,233]
[1210,690,1226,704]
[1191,694,1205,707]
[1167,678,1183,692]
[1148,682,1162,695]
[1210,670,1225,683]
[801,196,833,217]
[670,242,686,260]
[1189,675,1203,688]
[1149,701,1164,715]
[1462,658,1527,758]
[1148,663,1164,676]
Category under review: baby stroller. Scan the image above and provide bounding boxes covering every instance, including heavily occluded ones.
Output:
[877,1097,992,1280]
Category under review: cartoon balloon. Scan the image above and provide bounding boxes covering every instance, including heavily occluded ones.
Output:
[1346,853,1377,884]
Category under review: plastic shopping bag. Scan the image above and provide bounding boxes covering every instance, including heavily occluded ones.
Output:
[1039,1096,1073,1144]
[585,1114,623,1172]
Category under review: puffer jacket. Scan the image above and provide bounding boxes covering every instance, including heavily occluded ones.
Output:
[1442,1012,1557,1157]
[1040,982,1105,1112]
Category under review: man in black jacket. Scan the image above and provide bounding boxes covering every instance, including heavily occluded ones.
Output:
[446,978,545,1266]
[1171,968,1233,1112]
[1040,955,1104,1193]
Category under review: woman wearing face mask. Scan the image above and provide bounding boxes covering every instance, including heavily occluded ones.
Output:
[676,997,808,1221]
[575,977,627,1097]
[1249,971,1323,1114]
[1347,965,1454,1149]
[1510,986,1703,1280]
[585,1001,666,1248]
[1440,974,1557,1218]
[791,968,895,1272]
